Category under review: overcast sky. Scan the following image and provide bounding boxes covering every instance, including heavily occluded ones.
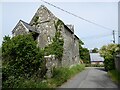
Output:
[1,0,119,49]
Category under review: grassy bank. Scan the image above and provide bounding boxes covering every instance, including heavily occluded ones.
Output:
[108,70,120,84]
[3,64,85,88]
[47,64,85,88]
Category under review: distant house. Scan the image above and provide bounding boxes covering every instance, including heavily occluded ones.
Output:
[12,5,80,67]
[90,53,104,65]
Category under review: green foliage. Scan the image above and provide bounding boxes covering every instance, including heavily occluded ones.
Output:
[54,19,64,31]
[99,44,120,71]
[3,76,49,88]
[2,34,45,88]
[108,70,120,84]
[32,16,39,26]
[50,64,85,87]
[44,32,64,59]
[44,19,64,59]
[79,41,90,64]
[91,48,98,53]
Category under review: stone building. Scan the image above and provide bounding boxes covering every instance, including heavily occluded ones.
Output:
[12,5,80,67]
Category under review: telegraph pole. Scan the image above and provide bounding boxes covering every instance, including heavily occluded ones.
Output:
[113,30,115,43]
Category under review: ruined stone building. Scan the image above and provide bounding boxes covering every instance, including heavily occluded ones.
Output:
[12,5,80,67]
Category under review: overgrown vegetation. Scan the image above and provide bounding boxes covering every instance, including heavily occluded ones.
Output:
[44,19,64,60]
[2,34,46,88]
[99,44,120,71]
[79,40,90,64]
[2,18,86,88]
[31,16,39,26]
[47,64,85,88]
[108,70,120,84]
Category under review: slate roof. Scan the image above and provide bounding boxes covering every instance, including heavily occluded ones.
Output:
[20,20,39,34]
[12,20,39,34]
[90,53,104,62]
[64,24,74,34]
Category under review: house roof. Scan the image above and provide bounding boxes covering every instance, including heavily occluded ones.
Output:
[90,53,104,62]
[29,5,80,40]
[64,24,74,34]
[12,20,39,34]
[20,20,39,34]
[74,34,79,40]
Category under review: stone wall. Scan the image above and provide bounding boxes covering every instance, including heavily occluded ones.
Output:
[73,36,80,64]
[29,5,80,67]
[37,20,56,48]
[61,26,80,67]
[12,21,28,36]
[12,5,80,68]
[62,26,74,67]
[44,55,57,78]
[115,54,120,72]
[29,5,57,48]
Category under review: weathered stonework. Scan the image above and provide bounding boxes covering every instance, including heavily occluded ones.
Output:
[12,5,80,67]
[12,21,28,36]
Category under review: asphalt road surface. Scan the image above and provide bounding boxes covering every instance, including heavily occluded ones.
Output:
[59,67,118,88]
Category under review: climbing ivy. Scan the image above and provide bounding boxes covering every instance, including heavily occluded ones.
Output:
[33,16,39,26]
[44,19,64,60]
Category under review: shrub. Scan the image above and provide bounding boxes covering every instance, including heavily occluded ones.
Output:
[2,34,45,88]
[108,70,120,84]
[51,64,85,87]
[104,55,115,71]
[99,44,120,71]
[79,40,90,64]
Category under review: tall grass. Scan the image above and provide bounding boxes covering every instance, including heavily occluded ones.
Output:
[2,64,85,88]
[108,70,120,84]
[48,64,85,87]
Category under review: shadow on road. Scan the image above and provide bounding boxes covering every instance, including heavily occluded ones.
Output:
[94,67,107,72]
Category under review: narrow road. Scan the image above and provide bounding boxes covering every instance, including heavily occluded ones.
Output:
[59,67,118,88]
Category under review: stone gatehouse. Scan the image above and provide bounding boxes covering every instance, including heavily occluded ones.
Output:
[12,5,80,67]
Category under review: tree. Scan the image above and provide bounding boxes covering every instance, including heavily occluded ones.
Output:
[79,40,90,64]
[92,48,98,53]
[99,44,120,70]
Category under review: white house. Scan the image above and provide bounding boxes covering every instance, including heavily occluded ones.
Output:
[90,53,104,65]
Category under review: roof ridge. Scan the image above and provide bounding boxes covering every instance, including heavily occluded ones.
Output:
[19,20,39,34]
[20,20,30,25]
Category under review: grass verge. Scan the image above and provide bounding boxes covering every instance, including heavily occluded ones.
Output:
[47,64,85,88]
[108,70,120,84]
[3,64,85,88]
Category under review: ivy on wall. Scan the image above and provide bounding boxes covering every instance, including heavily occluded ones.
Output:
[44,19,64,60]
[32,16,39,26]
